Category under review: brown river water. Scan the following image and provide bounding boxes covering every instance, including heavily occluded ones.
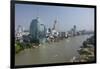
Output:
[15,35,92,66]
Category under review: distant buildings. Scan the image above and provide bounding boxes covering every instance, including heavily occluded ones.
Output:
[15,17,94,45]
[15,25,23,42]
[73,25,76,36]
[67,25,77,37]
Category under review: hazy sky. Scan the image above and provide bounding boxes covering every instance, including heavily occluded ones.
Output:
[15,4,94,32]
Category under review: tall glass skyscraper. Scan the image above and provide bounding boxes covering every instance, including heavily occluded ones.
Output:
[30,17,46,44]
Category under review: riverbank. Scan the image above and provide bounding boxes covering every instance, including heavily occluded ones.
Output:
[15,41,33,54]
[15,41,42,54]
[71,35,95,62]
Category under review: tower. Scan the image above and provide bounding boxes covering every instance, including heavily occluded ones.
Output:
[73,25,76,36]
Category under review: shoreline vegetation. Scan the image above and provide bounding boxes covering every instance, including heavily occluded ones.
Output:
[15,41,40,54]
[15,41,32,54]
[70,35,94,62]
[15,41,24,54]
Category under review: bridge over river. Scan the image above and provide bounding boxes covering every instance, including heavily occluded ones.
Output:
[15,34,93,66]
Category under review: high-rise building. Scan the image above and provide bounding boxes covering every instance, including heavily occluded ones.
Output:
[15,25,23,41]
[30,17,39,43]
[30,17,46,43]
[73,25,76,36]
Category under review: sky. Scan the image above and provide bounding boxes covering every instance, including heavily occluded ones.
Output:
[15,4,94,32]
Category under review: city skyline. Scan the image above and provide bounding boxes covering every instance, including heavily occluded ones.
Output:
[15,4,94,32]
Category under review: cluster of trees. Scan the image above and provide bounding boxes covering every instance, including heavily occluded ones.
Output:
[77,35,95,62]
[15,40,32,54]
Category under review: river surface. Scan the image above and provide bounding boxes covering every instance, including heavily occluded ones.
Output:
[15,35,92,66]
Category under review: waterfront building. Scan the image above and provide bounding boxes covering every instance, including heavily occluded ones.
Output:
[30,17,39,42]
[23,30,30,36]
[15,25,24,41]
[30,17,46,44]
[46,28,51,37]
[68,25,77,37]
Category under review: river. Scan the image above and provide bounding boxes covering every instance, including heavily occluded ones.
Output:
[15,34,92,66]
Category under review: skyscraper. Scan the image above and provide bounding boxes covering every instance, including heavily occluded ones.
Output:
[73,25,76,36]
[30,17,46,44]
[30,17,39,43]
